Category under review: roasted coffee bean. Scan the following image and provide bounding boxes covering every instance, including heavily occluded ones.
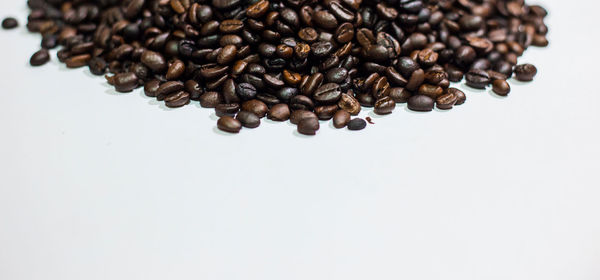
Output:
[338,93,361,115]
[407,95,434,112]
[492,79,511,96]
[165,91,191,108]
[144,80,161,98]
[313,10,338,30]
[514,64,537,81]
[217,116,242,134]
[326,68,348,83]
[236,111,261,128]
[302,72,324,96]
[241,99,269,118]
[199,91,221,108]
[30,49,50,66]
[418,84,443,99]
[236,82,257,100]
[141,50,167,72]
[268,104,291,121]
[215,103,241,117]
[374,96,396,115]
[347,118,367,131]
[436,93,458,110]
[314,105,338,120]
[313,83,342,104]
[113,72,139,93]
[185,80,203,100]
[447,88,466,105]
[65,54,91,68]
[333,110,351,128]
[390,87,411,103]
[297,117,320,135]
[88,57,107,75]
[166,59,185,80]
[2,17,18,29]
[465,69,491,89]
[290,110,318,125]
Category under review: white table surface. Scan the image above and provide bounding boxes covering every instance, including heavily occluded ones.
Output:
[1,1,599,279]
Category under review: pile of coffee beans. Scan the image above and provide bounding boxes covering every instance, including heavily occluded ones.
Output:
[8,0,548,135]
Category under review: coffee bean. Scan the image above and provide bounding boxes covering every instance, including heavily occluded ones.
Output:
[389,87,411,103]
[165,91,191,108]
[514,64,537,81]
[236,111,261,128]
[447,88,466,105]
[290,110,318,125]
[332,110,351,128]
[241,99,268,118]
[30,49,50,66]
[166,59,185,80]
[297,117,320,135]
[492,79,511,96]
[268,104,291,121]
[2,17,18,29]
[347,118,367,131]
[236,82,257,100]
[200,91,221,108]
[113,72,139,93]
[407,95,434,112]
[436,93,458,110]
[313,10,338,30]
[141,51,167,72]
[313,83,342,104]
[374,96,396,115]
[465,69,491,89]
[215,103,241,117]
[217,116,242,133]
[314,105,338,120]
[217,45,237,65]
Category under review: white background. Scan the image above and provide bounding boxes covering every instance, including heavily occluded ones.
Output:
[1,1,599,279]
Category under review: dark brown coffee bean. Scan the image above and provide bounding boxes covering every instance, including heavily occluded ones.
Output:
[246,0,269,18]
[30,49,50,66]
[301,73,324,96]
[144,80,161,97]
[199,91,221,108]
[406,69,425,91]
[166,59,185,80]
[313,10,338,30]
[407,95,434,112]
[217,116,242,133]
[65,54,91,68]
[291,110,318,125]
[2,17,18,29]
[338,93,361,115]
[217,45,237,65]
[236,111,261,128]
[113,72,139,93]
[333,110,351,128]
[465,69,491,89]
[418,84,444,99]
[314,83,342,104]
[268,104,291,121]
[447,88,466,105]
[141,50,167,72]
[389,87,411,103]
[436,93,458,110]
[347,118,367,131]
[157,81,184,99]
[374,96,396,115]
[492,79,511,96]
[241,100,268,118]
[219,19,244,34]
[165,91,191,108]
[294,115,320,136]
[314,105,338,120]
[215,103,241,117]
[514,64,537,81]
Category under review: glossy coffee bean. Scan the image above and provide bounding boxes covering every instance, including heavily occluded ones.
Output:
[514,64,537,81]
[492,79,511,96]
[165,91,191,108]
[236,111,261,128]
[389,87,411,103]
[374,97,396,115]
[447,88,466,105]
[297,118,320,135]
[290,110,318,125]
[113,72,139,93]
[333,110,351,129]
[2,17,18,29]
[436,93,458,110]
[268,104,291,121]
[465,69,491,89]
[30,49,50,66]
[199,92,221,108]
[215,103,240,117]
[407,95,434,112]
[217,116,242,133]
[241,100,269,118]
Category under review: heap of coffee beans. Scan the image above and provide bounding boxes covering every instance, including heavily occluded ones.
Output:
[11,0,548,135]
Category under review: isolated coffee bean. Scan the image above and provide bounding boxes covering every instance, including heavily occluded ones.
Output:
[30,49,50,66]
[347,118,367,131]
[407,95,434,112]
[2,17,18,29]
[236,111,261,128]
[492,79,511,96]
[333,110,351,128]
[514,64,537,81]
[297,117,320,135]
[217,116,242,133]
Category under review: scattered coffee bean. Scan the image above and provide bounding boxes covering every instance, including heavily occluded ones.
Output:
[332,110,351,129]
[347,118,367,131]
[514,64,538,81]
[30,49,49,66]
[2,17,18,29]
